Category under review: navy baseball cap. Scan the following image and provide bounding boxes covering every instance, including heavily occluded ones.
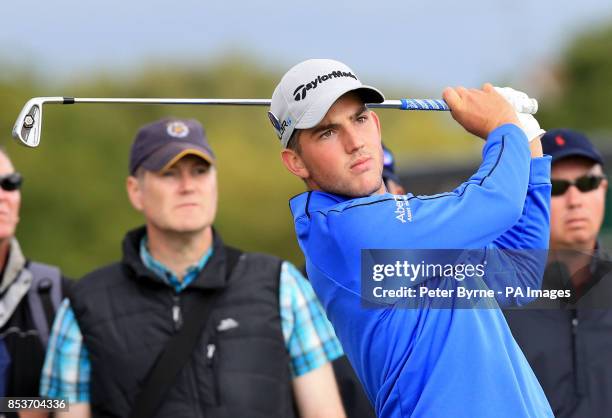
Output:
[129,118,215,175]
[541,128,603,166]
[382,143,400,184]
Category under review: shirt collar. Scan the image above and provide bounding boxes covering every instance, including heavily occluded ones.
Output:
[139,234,213,293]
[289,191,351,220]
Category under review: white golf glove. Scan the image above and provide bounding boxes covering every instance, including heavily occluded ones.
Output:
[495,86,545,142]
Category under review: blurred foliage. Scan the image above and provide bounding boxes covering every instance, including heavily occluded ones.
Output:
[0,55,478,278]
[538,24,612,132]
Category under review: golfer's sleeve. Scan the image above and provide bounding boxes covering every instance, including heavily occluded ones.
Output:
[492,156,552,250]
[406,123,532,248]
[279,262,343,378]
[39,298,91,403]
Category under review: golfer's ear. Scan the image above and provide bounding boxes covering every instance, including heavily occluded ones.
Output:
[126,175,144,211]
[281,149,309,180]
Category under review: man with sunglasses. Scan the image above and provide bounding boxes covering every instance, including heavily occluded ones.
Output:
[0,149,70,418]
[504,128,611,418]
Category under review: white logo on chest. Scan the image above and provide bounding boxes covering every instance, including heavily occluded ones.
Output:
[393,195,413,224]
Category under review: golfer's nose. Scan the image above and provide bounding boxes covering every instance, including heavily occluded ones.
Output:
[343,125,365,153]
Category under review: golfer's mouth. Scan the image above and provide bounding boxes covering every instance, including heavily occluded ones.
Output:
[350,156,373,172]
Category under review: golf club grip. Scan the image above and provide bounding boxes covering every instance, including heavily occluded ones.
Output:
[399,99,449,111]
[395,97,538,114]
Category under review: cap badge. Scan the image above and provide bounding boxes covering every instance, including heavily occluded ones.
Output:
[166,121,190,138]
[268,112,291,140]
[555,135,565,146]
[268,111,282,135]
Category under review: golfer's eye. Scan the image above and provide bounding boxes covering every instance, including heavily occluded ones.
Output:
[356,115,368,123]
[320,130,333,139]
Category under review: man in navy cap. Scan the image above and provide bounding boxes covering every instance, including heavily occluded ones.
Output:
[543,129,607,254]
[39,118,345,418]
[505,128,612,418]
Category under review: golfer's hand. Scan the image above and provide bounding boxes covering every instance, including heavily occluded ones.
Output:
[443,83,519,140]
[494,87,546,143]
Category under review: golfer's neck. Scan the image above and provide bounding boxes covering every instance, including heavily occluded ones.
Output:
[307,180,387,198]
[373,183,387,195]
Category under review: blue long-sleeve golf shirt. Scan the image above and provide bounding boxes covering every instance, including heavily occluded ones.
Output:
[289,124,553,418]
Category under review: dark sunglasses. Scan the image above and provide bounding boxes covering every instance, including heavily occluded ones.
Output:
[551,174,605,197]
[0,172,23,192]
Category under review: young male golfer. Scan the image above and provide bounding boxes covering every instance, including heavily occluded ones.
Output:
[268,59,554,418]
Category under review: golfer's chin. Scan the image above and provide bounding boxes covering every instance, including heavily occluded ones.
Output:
[342,176,384,198]
[308,171,383,198]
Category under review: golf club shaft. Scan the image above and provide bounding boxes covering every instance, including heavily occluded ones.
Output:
[43,96,452,110]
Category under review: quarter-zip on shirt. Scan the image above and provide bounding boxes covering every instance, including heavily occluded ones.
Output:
[289,124,554,418]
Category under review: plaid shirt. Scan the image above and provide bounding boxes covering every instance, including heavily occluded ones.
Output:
[40,239,342,402]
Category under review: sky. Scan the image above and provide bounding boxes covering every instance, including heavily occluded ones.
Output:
[2,0,612,93]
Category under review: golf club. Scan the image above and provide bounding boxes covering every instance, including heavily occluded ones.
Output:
[12,96,538,148]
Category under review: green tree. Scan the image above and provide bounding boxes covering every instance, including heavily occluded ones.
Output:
[538,23,612,132]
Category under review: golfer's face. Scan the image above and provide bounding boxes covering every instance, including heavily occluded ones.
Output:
[0,153,20,241]
[298,93,384,197]
[134,155,218,235]
[550,158,607,250]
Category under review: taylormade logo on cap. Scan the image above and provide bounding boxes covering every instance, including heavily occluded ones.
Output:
[269,59,385,148]
[293,70,358,101]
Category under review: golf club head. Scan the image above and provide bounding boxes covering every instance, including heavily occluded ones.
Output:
[12,97,63,148]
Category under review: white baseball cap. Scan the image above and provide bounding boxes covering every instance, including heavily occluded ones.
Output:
[268,59,385,148]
